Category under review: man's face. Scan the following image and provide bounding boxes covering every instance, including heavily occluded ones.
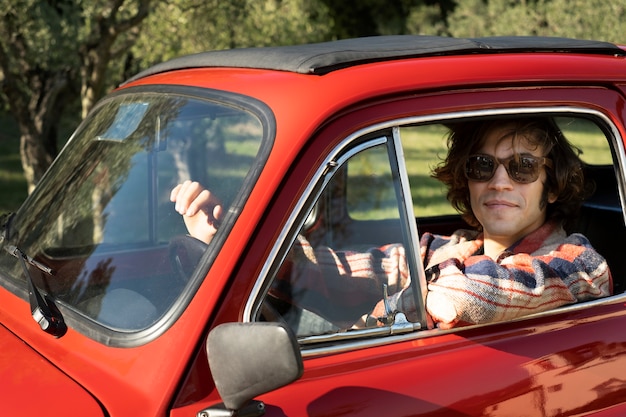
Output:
[468,124,556,249]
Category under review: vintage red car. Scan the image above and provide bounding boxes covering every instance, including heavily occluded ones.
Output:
[1,35,626,416]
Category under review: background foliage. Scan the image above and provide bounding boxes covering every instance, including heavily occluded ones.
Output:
[0,0,624,212]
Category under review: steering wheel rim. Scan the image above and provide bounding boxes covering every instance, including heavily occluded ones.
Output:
[168,234,208,283]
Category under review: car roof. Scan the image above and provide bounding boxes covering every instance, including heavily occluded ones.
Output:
[126,35,624,83]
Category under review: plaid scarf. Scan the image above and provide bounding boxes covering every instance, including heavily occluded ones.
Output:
[271,221,612,329]
[419,220,612,328]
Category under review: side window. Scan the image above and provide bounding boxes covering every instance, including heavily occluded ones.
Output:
[555,116,613,164]
[257,111,621,344]
[554,116,624,293]
[346,143,399,221]
[262,138,424,337]
[399,124,457,218]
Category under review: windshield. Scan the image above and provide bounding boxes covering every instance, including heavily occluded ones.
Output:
[0,87,271,338]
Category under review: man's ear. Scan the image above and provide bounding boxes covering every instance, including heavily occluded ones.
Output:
[548,191,558,204]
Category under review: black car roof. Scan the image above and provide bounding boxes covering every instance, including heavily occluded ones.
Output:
[126,35,624,83]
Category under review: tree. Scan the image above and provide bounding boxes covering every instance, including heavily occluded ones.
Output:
[406,0,456,35]
[130,0,332,72]
[446,0,626,43]
[318,0,456,39]
[0,0,153,193]
[318,0,424,38]
[79,0,153,119]
[3,0,622,197]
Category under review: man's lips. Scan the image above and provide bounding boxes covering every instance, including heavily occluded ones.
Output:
[484,199,517,208]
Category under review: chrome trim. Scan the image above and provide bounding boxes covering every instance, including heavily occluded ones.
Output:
[243,137,388,321]
[391,126,429,328]
[300,292,626,358]
[243,105,626,358]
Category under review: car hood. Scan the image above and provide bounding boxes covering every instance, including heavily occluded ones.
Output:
[0,323,104,416]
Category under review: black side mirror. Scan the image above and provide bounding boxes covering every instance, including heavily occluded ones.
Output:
[205,322,303,413]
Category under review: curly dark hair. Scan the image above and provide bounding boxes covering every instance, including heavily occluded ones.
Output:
[432,117,593,230]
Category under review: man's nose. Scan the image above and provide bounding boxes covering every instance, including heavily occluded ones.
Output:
[488,164,514,190]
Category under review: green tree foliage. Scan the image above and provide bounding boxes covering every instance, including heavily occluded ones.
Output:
[406,1,456,35]
[0,0,152,192]
[0,0,624,199]
[447,0,626,43]
[0,0,79,192]
[131,0,333,70]
[318,0,455,38]
[78,0,152,118]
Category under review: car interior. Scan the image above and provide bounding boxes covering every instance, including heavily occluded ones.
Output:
[575,164,624,294]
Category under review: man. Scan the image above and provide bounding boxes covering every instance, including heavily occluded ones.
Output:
[171,117,612,330]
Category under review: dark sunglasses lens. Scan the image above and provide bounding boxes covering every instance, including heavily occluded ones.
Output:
[508,157,539,183]
[465,155,542,183]
[465,155,495,181]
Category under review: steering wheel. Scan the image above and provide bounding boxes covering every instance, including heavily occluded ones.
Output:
[168,234,208,283]
[168,235,340,336]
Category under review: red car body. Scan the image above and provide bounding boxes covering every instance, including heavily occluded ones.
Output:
[1,36,626,416]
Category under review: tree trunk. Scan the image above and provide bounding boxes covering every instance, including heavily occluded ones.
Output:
[19,130,54,194]
[13,72,71,193]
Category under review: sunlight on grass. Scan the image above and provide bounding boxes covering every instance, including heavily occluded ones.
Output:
[401,124,457,217]
[557,117,613,164]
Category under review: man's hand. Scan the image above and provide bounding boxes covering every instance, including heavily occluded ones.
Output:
[170,181,224,244]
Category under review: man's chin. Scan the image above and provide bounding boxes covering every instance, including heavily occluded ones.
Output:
[481,224,519,240]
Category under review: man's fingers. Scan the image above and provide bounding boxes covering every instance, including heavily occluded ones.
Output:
[212,204,224,224]
[169,182,185,202]
[172,181,202,215]
[171,181,223,219]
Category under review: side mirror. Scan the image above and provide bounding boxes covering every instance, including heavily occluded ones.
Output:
[205,322,303,412]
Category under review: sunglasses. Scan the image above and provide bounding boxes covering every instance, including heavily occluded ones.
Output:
[465,153,553,184]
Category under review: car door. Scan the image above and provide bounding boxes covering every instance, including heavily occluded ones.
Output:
[200,86,626,417]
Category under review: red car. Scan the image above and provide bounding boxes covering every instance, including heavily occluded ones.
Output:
[1,35,626,416]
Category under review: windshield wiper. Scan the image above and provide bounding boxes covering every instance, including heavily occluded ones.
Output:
[4,245,66,337]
